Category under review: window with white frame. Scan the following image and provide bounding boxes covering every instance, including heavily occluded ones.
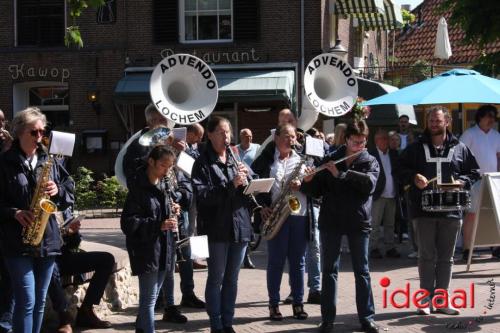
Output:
[181,0,233,43]
[16,0,66,46]
[28,85,70,127]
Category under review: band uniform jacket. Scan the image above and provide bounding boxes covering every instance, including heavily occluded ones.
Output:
[121,169,175,275]
[398,130,480,219]
[300,145,379,233]
[191,142,255,243]
[0,141,74,257]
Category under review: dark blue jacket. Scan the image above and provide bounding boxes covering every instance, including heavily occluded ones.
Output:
[300,146,379,233]
[369,148,400,201]
[0,141,74,257]
[398,131,480,219]
[120,169,174,275]
[191,142,254,243]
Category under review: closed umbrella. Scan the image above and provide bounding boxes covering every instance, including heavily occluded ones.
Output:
[435,17,452,60]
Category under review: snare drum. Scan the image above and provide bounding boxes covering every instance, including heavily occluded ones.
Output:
[421,189,471,212]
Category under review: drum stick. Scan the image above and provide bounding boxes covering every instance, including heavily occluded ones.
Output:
[404,176,438,192]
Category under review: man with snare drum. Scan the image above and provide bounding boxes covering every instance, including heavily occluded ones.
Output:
[399,106,479,315]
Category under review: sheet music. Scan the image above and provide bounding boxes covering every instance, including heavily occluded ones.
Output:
[305,136,325,158]
[190,235,209,259]
[176,151,195,177]
[244,178,275,195]
[172,127,187,142]
[49,131,75,156]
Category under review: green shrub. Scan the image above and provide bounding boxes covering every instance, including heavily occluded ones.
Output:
[74,166,97,210]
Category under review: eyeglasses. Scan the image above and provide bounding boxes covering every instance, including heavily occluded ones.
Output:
[29,129,45,137]
[349,138,367,146]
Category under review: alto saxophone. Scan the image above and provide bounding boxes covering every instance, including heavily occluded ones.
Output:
[22,155,58,246]
[261,155,307,240]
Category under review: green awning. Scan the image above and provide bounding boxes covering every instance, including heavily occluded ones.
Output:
[333,0,402,31]
[114,69,295,105]
[333,0,385,15]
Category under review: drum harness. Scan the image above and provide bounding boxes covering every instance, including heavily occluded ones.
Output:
[423,143,455,185]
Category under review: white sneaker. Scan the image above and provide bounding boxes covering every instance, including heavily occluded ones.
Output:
[402,233,409,241]
[435,306,460,315]
[417,306,431,315]
[407,251,419,259]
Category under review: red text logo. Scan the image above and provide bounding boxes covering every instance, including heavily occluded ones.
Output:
[380,277,475,309]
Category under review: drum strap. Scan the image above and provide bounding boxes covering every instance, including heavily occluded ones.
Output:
[423,144,455,185]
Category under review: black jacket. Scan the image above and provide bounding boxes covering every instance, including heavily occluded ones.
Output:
[251,146,316,240]
[369,148,399,201]
[120,169,174,275]
[191,142,254,243]
[168,169,193,237]
[398,131,480,219]
[300,146,379,233]
[0,141,74,257]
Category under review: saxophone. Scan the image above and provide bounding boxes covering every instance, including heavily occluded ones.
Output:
[261,155,307,240]
[22,155,58,246]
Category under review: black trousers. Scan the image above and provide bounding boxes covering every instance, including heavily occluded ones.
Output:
[48,251,115,312]
[0,248,14,332]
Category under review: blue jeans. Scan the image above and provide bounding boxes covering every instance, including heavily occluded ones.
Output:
[137,270,168,333]
[267,215,308,306]
[321,229,375,325]
[4,256,56,333]
[306,207,321,292]
[205,241,247,330]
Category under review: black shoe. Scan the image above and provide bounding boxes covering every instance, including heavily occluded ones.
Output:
[370,249,383,259]
[492,247,500,259]
[307,290,321,304]
[385,248,401,258]
[361,320,379,333]
[162,305,187,323]
[283,293,293,304]
[269,305,283,321]
[319,322,334,333]
[292,304,308,320]
[462,249,470,261]
[211,330,224,333]
[181,293,206,308]
[223,326,236,333]
[243,255,255,269]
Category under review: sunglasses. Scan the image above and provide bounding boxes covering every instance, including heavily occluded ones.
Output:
[29,129,45,137]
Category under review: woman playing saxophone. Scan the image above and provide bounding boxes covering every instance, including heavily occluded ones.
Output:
[251,123,314,322]
[0,107,74,333]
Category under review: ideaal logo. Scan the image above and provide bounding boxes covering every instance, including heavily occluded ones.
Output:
[379,277,475,309]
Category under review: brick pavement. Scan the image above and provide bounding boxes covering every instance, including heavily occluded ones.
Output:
[77,218,500,333]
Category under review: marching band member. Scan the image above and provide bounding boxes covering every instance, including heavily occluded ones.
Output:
[399,106,479,315]
[301,119,380,333]
[191,116,255,333]
[252,123,312,321]
[0,107,74,333]
[121,146,180,333]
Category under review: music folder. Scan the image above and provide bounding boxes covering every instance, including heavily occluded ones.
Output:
[244,178,275,195]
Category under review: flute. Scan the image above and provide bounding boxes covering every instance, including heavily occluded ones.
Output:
[301,149,366,179]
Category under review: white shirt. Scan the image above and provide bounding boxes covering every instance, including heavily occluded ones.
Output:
[269,149,307,216]
[377,148,395,198]
[460,125,500,174]
[399,133,408,150]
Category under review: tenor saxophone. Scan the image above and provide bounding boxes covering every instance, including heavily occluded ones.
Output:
[261,155,307,240]
[22,155,58,246]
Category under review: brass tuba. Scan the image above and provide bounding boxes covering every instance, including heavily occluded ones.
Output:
[22,155,58,246]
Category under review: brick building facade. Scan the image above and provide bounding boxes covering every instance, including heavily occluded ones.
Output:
[0,0,392,174]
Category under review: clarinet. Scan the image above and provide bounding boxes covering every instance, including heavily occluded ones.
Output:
[225,144,262,213]
[164,170,186,262]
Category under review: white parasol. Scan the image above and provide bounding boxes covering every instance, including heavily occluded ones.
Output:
[434,17,452,60]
